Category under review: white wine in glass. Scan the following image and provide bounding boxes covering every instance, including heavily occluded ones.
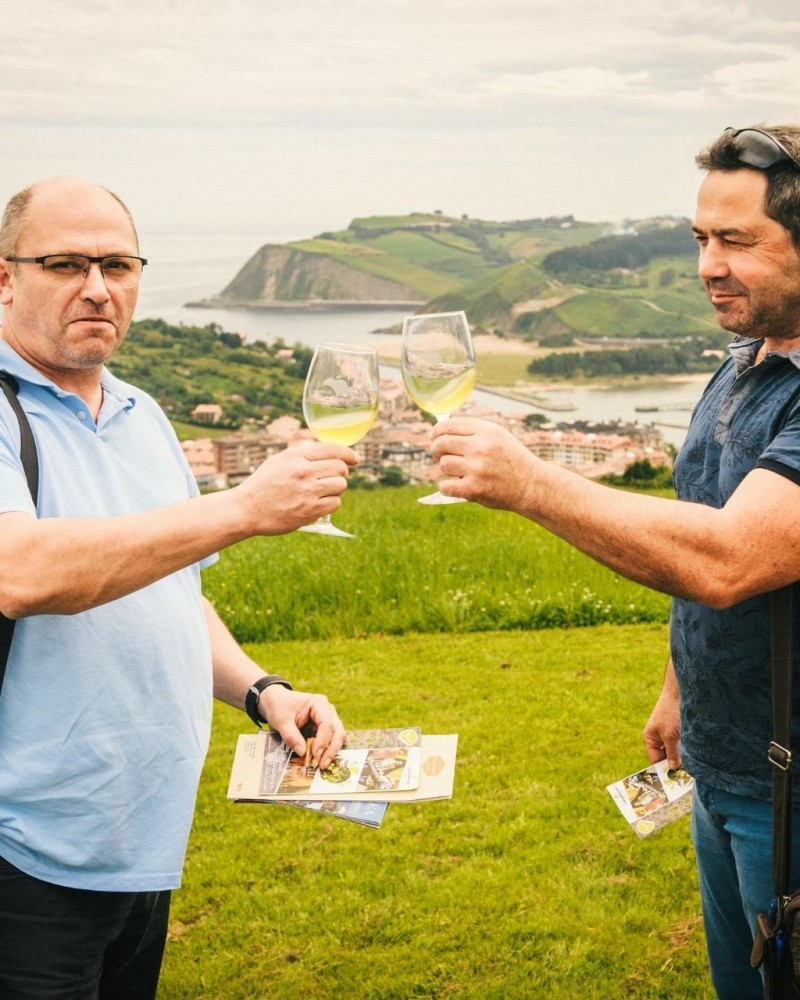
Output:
[401,310,476,505]
[299,342,379,538]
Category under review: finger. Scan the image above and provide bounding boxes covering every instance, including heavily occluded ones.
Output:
[432,432,476,460]
[301,443,359,466]
[317,479,347,498]
[438,453,466,477]
[310,717,345,770]
[663,738,682,770]
[306,461,355,483]
[437,478,467,500]
[431,417,475,439]
[278,719,306,757]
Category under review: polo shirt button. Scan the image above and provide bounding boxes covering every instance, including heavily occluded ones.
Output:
[77,411,87,420]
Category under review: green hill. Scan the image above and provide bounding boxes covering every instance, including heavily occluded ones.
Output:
[203,212,715,343]
[110,318,311,431]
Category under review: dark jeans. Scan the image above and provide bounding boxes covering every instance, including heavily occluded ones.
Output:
[0,855,171,999]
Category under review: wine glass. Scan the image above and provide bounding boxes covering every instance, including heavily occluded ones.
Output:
[299,342,380,538]
[400,310,476,505]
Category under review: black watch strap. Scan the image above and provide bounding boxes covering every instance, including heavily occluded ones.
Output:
[244,674,293,729]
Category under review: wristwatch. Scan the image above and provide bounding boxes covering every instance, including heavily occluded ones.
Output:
[244,674,293,729]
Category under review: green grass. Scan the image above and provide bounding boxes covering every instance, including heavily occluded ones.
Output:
[493,222,609,260]
[368,231,477,266]
[475,351,538,386]
[288,239,460,299]
[155,487,711,998]
[553,292,708,338]
[201,487,670,644]
[159,625,711,999]
[349,214,461,230]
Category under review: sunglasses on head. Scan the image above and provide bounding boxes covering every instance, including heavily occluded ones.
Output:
[724,127,800,171]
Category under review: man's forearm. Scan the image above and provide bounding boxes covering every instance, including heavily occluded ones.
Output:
[0,491,248,617]
[0,442,355,618]
[431,418,800,607]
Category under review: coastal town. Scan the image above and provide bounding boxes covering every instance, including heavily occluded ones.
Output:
[181,372,673,492]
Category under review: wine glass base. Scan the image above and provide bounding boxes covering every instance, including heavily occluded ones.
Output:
[417,491,467,506]
[298,520,354,538]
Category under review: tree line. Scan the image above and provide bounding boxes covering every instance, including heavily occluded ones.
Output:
[528,341,719,379]
[542,224,696,278]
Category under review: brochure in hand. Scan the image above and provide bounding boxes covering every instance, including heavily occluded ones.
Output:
[606,759,693,838]
[228,727,458,829]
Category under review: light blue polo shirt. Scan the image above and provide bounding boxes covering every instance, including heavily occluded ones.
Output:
[0,341,217,891]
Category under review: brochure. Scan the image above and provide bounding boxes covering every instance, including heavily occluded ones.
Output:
[269,798,389,829]
[228,727,458,807]
[606,760,693,838]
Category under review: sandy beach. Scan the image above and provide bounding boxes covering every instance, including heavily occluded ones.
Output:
[373,331,539,363]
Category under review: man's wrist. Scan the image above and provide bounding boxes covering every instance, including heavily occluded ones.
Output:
[244,674,293,729]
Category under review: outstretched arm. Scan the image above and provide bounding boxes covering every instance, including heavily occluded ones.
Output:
[0,442,357,619]
[430,417,800,607]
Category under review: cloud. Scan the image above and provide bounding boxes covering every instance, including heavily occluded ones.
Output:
[1,0,799,232]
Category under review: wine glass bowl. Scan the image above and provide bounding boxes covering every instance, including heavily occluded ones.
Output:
[299,342,379,538]
[400,311,476,505]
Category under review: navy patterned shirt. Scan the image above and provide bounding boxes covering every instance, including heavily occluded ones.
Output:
[671,336,800,799]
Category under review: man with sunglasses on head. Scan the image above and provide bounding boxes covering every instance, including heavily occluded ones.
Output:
[0,177,355,999]
[430,125,800,999]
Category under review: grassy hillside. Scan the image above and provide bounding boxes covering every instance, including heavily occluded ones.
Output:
[212,212,718,350]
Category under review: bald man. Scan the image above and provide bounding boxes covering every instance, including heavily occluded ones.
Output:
[0,178,353,998]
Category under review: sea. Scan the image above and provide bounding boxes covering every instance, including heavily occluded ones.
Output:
[133,229,707,449]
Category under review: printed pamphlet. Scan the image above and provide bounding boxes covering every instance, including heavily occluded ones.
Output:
[228,727,458,823]
[268,798,389,829]
[606,760,693,838]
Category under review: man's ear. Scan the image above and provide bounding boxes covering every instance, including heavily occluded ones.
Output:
[0,260,14,305]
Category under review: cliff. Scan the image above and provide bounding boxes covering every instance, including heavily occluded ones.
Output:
[208,244,426,308]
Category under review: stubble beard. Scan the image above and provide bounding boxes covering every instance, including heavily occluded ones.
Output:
[713,289,800,344]
[59,316,127,369]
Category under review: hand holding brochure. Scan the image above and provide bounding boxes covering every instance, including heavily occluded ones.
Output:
[227,726,458,824]
[606,760,693,838]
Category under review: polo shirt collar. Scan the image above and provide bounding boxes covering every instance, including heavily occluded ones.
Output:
[0,340,136,411]
[728,334,800,374]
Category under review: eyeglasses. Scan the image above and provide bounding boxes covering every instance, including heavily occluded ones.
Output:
[724,127,800,171]
[4,254,148,287]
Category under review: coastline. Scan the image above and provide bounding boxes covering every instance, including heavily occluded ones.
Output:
[374,330,711,396]
[186,297,425,312]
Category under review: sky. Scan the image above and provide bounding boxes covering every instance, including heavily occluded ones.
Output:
[4,0,800,252]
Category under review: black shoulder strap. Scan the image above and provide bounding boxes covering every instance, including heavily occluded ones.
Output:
[0,373,39,503]
[0,372,39,695]
[770,584,796,909]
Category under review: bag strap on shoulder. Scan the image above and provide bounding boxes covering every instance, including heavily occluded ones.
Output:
[770,584,796,910]
[0,371,39,695]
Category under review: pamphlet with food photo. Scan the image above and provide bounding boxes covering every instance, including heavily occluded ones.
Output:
[228,727,458,808]
[606,760,693,838]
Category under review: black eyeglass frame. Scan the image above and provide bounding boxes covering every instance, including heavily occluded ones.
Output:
[724,127,800,171]
[3,254,148,273]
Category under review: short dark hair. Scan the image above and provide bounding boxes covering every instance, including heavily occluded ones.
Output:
[696,124,800,251]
